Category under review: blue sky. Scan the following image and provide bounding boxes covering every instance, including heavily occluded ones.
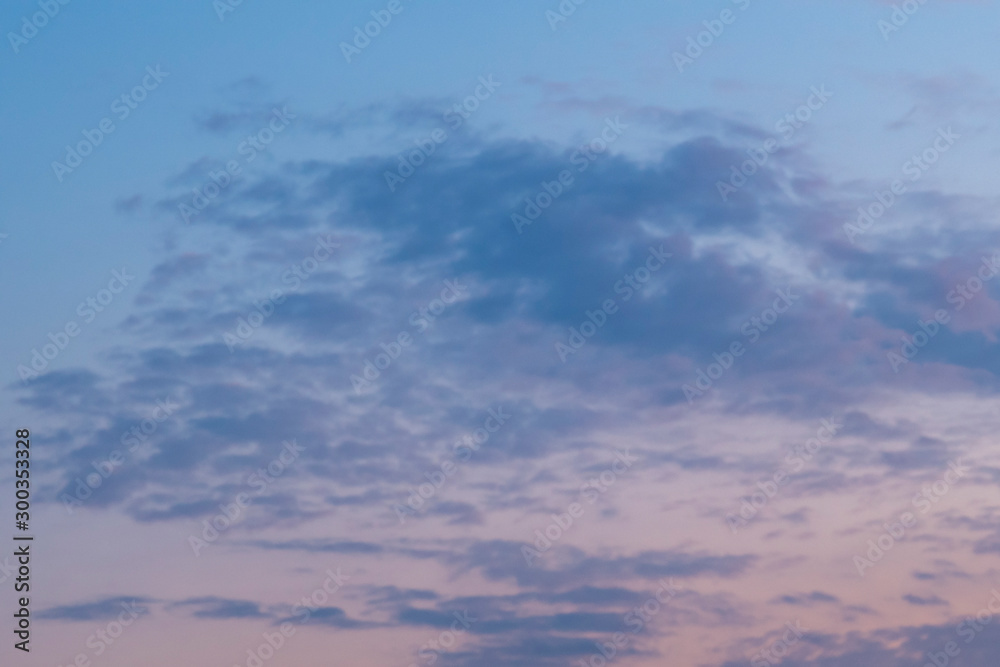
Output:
[3,1,1000,665]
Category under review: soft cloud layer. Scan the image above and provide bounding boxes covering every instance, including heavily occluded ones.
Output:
[5,2,1000,665]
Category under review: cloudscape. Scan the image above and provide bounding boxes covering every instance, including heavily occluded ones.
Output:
[2,1,1000,665]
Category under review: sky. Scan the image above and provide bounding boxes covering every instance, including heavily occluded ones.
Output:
[2,0,1000,665]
